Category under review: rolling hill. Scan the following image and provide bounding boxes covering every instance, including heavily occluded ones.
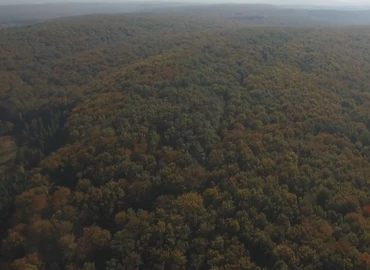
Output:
[2,2,370,27]
[2,8,370,270]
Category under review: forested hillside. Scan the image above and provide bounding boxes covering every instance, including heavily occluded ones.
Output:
[2,11,370,270]
[0,2,182,26]
[2,3,370,27]
[154,4,370,26]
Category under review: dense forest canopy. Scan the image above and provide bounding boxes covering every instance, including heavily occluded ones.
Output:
[0,2,198,27]
[2,4,370,269]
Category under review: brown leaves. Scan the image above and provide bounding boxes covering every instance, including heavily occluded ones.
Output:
[176,193,204,214]
[273,244,299,267]
[59,234,77,262]
[77,226,111,261]
[1,230,25,258]
[11,252,43,270]
[31,195,47,213]
[359,253,370,268]
[51,188,71,210]
[292,218,333,244]
[114,211,126,229]
[28,217,54,242]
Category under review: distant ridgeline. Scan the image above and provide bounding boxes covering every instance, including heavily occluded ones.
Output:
[2,9,370,270]
[1,3,370,27]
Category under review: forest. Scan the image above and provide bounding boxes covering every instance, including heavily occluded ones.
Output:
[2,3,370,27]
[2,6,370,270]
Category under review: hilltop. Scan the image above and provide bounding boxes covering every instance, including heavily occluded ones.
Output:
[2,11,370,270]
[2,2,370,27]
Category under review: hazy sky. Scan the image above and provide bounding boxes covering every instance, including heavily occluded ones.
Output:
[0,0,369,6]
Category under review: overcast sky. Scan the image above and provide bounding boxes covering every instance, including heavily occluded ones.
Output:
[0,0,369,6]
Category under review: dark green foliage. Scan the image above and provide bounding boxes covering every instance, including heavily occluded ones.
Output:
[0,172,28,233]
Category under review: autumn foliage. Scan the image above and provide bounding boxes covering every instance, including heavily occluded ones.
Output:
[2,11,370,270]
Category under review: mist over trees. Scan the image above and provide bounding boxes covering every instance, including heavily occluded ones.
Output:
[2,3,370,270]
[2,2,370,27]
